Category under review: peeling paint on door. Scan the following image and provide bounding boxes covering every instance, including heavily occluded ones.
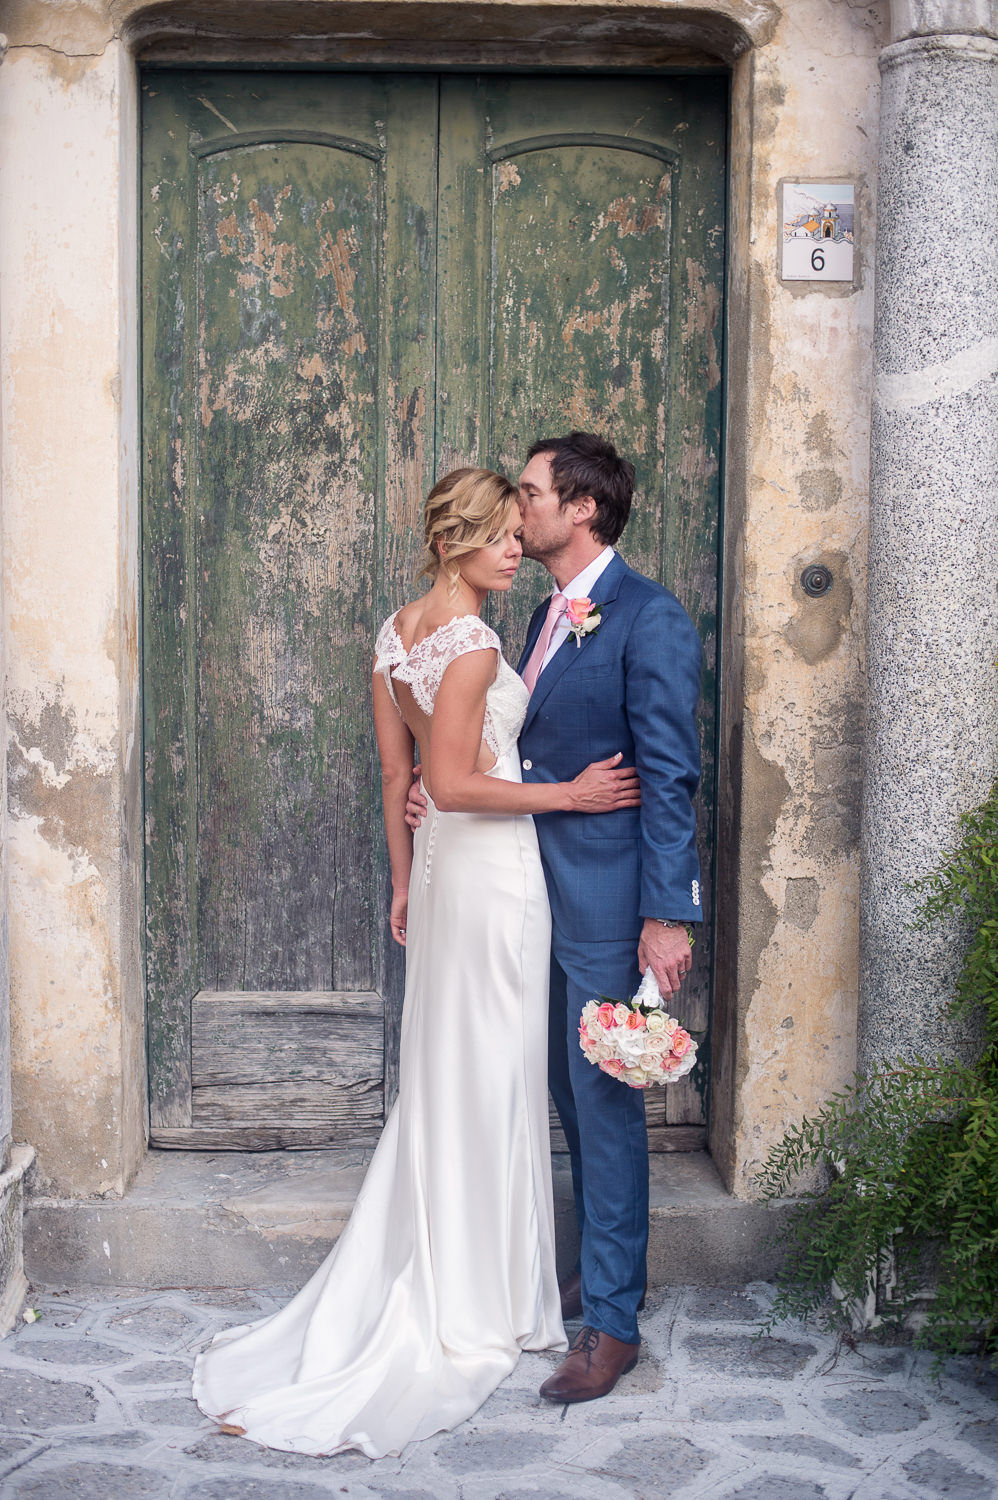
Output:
[143,71,724,1149]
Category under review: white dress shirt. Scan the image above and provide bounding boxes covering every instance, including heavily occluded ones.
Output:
[539,546,616,671]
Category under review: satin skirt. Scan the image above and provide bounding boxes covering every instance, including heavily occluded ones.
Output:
[192,748,566,1457]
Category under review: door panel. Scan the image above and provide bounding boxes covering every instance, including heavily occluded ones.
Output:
[437,76,725,1138]
[142,70,725,1148]
[142,74,437,1138]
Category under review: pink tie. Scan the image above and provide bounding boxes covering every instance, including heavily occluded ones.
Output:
[522,592,567,693]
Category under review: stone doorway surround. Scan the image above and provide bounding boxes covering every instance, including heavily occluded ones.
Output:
[3,0,992,1290]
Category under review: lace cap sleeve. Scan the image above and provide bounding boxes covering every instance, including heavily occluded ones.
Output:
[373,611,405,712]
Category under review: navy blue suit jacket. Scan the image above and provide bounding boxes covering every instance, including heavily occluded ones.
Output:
[516,553,702,944]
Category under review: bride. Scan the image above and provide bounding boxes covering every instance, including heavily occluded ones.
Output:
[192,467,641,1458]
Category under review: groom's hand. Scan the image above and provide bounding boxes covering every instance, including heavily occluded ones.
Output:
[405,765,427,831]
[638,919,692,1000]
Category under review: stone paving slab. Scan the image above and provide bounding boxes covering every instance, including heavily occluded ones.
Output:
[0,1283,995,1498]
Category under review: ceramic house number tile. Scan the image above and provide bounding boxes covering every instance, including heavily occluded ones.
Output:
[781,181,855,282]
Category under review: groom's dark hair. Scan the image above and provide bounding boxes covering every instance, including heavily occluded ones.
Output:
[525,431,634,546]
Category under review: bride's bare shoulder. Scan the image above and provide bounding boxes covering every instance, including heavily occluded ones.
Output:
[390,597,429,639]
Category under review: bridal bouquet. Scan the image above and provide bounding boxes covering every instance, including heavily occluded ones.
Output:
[578,969,698,1090]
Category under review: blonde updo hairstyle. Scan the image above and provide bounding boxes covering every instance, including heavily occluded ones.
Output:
[421,467,519,595]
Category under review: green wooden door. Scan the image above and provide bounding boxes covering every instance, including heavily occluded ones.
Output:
[142,70,725,1150]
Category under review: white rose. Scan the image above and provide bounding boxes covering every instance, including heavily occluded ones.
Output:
[616,1029,648,1062]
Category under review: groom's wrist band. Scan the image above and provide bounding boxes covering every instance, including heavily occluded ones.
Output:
[653,917,695,945]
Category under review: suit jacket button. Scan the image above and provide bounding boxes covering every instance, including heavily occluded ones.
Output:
[522,758,533,770]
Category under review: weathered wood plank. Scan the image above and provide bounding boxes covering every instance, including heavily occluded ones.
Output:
[549,1110,706,1155]
[550,1090,706,1152]
[192,1081,383,1127]
[192,991,383,1088]
[151,1124,382,1150]
[141,80,201,1127]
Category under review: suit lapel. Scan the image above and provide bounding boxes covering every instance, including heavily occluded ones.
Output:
[521,554,628,733]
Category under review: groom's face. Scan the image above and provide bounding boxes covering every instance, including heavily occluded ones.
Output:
[517,453,574,564]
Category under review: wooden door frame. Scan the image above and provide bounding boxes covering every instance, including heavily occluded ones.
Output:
[126,0,760,1186]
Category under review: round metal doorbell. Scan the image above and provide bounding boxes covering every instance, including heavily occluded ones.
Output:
[801,564,833,598]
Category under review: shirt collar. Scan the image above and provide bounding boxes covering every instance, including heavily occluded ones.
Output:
[559,546,615,603]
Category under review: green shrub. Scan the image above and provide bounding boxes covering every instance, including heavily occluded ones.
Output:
[757,779,998,1366]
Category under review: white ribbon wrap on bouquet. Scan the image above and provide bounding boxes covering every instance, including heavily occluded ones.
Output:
[635,968,664,1009]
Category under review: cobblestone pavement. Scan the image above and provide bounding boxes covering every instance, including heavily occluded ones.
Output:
[0,1283,995,1498]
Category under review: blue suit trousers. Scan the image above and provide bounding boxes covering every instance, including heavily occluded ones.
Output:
[548,927,648,1345]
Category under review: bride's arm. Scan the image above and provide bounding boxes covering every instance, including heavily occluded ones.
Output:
[373,672,416,945]
[430,650,640,816]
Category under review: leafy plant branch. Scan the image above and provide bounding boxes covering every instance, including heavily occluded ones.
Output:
[757,779,998,1369]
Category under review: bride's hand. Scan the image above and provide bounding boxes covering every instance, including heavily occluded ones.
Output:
[390,888,409,947]
[404,764,427,832]
[567,753,642,813]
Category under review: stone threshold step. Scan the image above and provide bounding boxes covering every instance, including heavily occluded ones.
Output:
[24,1149,792,1291]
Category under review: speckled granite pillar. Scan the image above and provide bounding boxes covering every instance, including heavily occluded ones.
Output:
[860,16,998,1070]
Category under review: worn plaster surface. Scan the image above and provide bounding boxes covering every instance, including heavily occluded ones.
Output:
[712,0,880,1193]
[0,1280,997,1496]
[0,32,143,1197]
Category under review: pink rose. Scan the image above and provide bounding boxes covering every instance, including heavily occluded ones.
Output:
[566,596,594,626]
[663,1055,682,1071]
[671,1030,693,1058]
[597,1002,617,1029]
[601,1057,626,1077]
[625,1010,646,1031]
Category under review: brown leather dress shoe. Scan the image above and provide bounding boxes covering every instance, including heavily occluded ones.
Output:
[539,1325,640,1403]
[559,1271,583,1321]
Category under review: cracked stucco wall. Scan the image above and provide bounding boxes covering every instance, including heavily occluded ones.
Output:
[0,16,143,1198]
[0,0,877,1203]
[712,0,882,1194]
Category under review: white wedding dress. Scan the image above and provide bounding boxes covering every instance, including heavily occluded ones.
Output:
[192,613,565,1458]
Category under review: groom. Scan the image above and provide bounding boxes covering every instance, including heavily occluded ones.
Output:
[410,431,702,1402]
[515,432,701,1402]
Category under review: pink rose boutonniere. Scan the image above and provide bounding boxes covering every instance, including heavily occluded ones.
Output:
[565,596,603,647]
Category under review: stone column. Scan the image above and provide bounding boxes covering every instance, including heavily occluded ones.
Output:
[860,1,998,1069]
